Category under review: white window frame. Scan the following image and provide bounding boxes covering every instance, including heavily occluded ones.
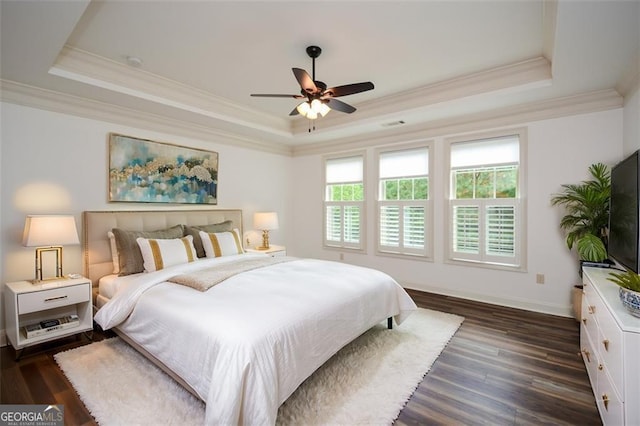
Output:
[445,128,527,270]
[375,142,433,259]
[323,152,366,251]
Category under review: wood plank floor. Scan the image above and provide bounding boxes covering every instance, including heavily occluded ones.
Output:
[1,290,601,425]
[396,290,601,426]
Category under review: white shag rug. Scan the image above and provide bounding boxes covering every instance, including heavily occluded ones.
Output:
[55,308,463,425]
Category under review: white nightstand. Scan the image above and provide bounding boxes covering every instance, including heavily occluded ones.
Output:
[245,245,287,257]
[4,277,93,358]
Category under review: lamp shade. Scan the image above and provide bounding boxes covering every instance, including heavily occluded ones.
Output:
[22,215,80,247]
[253,212,279,231]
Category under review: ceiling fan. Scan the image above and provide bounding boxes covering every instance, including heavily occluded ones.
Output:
[251,45,374,121]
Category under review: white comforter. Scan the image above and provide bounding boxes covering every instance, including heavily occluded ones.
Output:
[94,254,417,425]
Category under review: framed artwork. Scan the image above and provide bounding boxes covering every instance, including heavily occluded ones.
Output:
[109,133,218,204]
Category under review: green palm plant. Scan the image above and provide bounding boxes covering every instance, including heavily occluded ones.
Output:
[608,270,640,292]
[551,163,610,261]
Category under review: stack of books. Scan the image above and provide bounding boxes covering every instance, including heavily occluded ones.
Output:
[23,314,79,338]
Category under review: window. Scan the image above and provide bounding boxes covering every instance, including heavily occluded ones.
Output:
[447,131,525,268]
[324,155,365,250]
[377,145,431,257]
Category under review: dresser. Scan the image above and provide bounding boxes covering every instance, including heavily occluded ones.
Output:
[580,267,640,425]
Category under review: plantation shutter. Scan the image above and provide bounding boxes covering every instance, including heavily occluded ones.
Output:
[486,205,516,257]
[377,146,429,257]
[324,155,365,249]
[449,133,522,267]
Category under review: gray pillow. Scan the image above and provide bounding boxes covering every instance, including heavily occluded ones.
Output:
[185,221,234,258]
[112,225,185,275]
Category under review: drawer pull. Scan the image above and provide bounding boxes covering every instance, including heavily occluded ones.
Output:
[582,349,591,363]
[602,394,609,410]
[602,339,609,351]
[588,305,596,314]
[582,318,587,325]
[44,295,68,302]
[598,364,603,371]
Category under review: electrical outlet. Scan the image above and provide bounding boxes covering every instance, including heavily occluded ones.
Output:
[339,253,344,261]
[536,273,545,284]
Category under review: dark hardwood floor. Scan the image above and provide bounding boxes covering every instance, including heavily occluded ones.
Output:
[396,290,601,426]
[1,290,601,425]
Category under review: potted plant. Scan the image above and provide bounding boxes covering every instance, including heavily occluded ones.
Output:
[551,162,611,262]
[551,163,610,321]
[608,270,640,317]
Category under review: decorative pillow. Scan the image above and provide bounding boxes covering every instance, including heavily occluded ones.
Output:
[107,231,120,274]
[199,229,244,258]
[112,225,185,275]
[136,235,197,273]
[184,221,234,258]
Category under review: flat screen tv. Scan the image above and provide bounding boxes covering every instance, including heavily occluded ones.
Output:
[608,150,640,273]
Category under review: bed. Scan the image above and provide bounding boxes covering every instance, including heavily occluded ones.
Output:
[84,209,417,425]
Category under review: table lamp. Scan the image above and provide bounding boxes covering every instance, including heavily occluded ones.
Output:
[253,212,279,250]
[22,215,80,282]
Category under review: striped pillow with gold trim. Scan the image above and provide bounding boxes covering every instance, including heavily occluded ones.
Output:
[199,229,245,258]
[136,235,197,272]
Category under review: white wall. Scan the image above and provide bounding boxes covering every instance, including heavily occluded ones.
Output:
[291,109,624,316]
[0,102,293,340]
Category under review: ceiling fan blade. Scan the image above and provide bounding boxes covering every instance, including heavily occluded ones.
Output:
[327,98,356,114]
[289,107,300,116]
[250,94,305,99]
[324,82,374,98]
[292,68,317,94]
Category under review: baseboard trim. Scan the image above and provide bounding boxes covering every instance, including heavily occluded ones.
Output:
[402,282,573,318]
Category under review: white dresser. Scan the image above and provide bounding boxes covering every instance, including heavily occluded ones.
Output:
[580,267,640,425]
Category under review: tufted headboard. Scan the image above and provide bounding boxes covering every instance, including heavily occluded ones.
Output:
[83,209,243,288]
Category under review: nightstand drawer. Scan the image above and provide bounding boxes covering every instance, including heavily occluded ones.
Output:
[18,283,89,314]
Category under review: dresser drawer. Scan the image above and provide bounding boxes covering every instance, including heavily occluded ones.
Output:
[597,368,624,426]
[592,294,624,388]
[580,322,599,388]
[18,283,90,314]
[581,292,598,344]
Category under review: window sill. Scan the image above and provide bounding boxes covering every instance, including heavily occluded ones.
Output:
[445,257,527,272]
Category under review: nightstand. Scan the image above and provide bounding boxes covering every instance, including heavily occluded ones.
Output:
[4,277,93,358]
[245,245,286,257]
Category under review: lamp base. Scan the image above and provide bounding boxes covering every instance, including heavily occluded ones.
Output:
[258,230,270,250]
[34,246,66,283]
[31,275,70,285]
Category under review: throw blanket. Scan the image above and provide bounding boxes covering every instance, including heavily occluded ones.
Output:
[168,256,296,291]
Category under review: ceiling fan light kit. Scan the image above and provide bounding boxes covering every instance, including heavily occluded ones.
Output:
[251,45,374,129]
[297,98,330,119]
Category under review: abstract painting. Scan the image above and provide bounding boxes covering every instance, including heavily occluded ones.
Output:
[109,133,218,204]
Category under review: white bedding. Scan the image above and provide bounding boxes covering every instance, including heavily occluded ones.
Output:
[94,254,417,425]
[98,274,119,299]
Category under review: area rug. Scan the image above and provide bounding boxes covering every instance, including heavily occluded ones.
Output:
[55,308,463,425]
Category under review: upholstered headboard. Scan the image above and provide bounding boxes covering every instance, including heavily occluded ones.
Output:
[83,209,243,287]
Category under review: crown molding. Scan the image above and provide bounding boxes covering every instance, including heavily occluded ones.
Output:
[291,56,552,135]
[50,46,293,138]
[0,79,294,156]
[292,89,623,157]
[0,79,622,160]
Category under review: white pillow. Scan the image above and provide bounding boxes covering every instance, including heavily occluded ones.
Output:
[107,231,120,274]
[136,235,197,272]
[199,229,245,258]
